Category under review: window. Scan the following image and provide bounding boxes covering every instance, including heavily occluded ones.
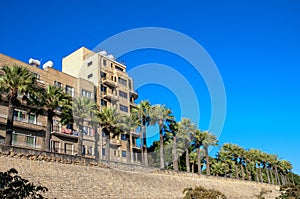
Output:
[122,151,126,158]
[12,133,17,145]
[121,134,127,141]
[100,72,106,78]
[103,59,107,66]
[101,99,107,107]
[65,143,73,155]
[51,141,60,153]
[13,110,26,122]
[119,90,128,99]
[82,89,92,98]
[26,135,35,148]
[128,79,132,90]
[120,104,128,113]
[65,85,74,97]
[118,77,127,86]
[28,113,36,124]
[101,85,107,93]
[87,61,93,67]
[87,146,93,155]
[54,81,62,88]
[115,65,124,72]
[102,148,105,156]
[82,126,94,136]
[87,73,93,79]
[82,145,86,155]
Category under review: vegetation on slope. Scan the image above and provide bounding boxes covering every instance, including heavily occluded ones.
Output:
[0,168,48,199]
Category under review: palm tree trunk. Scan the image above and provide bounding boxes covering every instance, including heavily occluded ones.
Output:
[105,133,110,161]
[159,122,164,169]
[265,165,271,184]
[173,136,178,171]
[240,162,245,180]
[186,148,190,172]
[139,125,144,165]
[281,174,285,185]
[143,125,148,166]
[77,123,83,156]
[256,167,260,182]
[235,162,239,179]
[270,166,275,184]
[126,134,131,164]
[44,109,53,152]
[204,146,210,175]
[259,167,263,183]
[229,164,233,178]
[197,148,201,175]
[275,166,280,185]
[245,164,250,180]
[5,96,16,146]
[130,131,133,163]
[191,164,194,173]
[291,172,295,185]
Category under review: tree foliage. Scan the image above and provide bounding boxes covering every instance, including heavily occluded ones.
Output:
[0,168,48,199]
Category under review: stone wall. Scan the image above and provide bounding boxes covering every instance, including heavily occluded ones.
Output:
[0,145,280,198]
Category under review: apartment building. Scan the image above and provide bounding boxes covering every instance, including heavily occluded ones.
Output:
[0,53,96,157]
[62,47,140,162]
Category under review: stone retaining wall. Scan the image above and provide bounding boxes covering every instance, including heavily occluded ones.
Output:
[0,145,280,198]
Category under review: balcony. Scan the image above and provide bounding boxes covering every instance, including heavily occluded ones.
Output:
[51,125,78,140]
[0,113,44,131]
[102,91,118,102]
[111,139,121,146]
[129,90,138,100]
[130,101,137,108]
[102,77,118,88]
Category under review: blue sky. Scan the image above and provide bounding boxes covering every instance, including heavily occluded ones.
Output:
[0,1,299,173]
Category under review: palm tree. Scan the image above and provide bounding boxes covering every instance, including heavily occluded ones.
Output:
[210,158,227,177]
[35,85,72,151]
[248,149,260,182]
[72,97,97,156]
[119,113,140,163]
[166,121,179,171]
[189,151,197,173]
[177,118,196,172]
[150,104,174,169]
[202,131,218,176]
[132,100,151,166]
[0,65,36,146]
[97,106,121,161]
[193,129,206,175]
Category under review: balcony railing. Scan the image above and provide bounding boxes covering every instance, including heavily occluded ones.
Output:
[13,116,43,126]
[0,114,43,127]
[102,91,118,102]
[102,77,118,88]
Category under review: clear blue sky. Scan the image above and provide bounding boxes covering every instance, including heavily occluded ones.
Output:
[1,1,299,173]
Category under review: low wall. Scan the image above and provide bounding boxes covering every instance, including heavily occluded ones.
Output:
[0,145,280,198]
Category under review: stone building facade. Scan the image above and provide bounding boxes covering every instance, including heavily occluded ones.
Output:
[0,49,141,163]
[62,47,140,162]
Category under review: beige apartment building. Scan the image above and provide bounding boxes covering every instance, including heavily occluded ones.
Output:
[62,47,140,162]
[0,53,96,157]
[0,47,141,163]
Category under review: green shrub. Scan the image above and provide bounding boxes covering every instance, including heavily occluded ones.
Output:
[276,184,300,199]
[183,186,227,199]
[0,168,48,199]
